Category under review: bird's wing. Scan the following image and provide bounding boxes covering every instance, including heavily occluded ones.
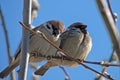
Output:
[76,33,92,60]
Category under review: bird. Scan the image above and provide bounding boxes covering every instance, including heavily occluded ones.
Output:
[34,22,92,76]
[0,20,65,78]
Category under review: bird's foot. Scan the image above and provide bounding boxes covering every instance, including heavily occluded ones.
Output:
[31,51,40,57]
[46,56,52,60]
[77,59,84,63]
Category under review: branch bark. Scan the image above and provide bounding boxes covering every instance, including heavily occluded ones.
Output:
[84,60,120,67]
[96,0,120,61]
[59,66,71,80]
[81,63,114,80]
[18,0,32,80]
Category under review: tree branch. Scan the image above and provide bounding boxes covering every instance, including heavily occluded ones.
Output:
[59,66,71,80]
[95,0,120,79]
[81,63,114,80]
[84,60,120,67]
[96,0,120,61]
[95,50,119,80]
[0,6,16,80]
[18,0,32,80]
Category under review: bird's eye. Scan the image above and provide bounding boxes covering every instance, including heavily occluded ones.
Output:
[81,25,87,29]
[46,25,51,29]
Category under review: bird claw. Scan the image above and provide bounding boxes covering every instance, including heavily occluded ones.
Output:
[31,51,39,57]
[77,59,84,63]
[46,56,52,60]
[60,55,65,62]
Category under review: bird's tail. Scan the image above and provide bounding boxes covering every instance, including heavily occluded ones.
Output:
[34,63,50,76]
[0,58,19,78]
[34,61,56,76]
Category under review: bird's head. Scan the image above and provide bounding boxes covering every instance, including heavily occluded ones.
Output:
[68,22,87,34]
[43,20,65,41]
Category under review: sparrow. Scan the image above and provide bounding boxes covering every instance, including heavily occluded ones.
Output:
[34,22,92,76]
[59,22,92,66]
[0,20,65,78]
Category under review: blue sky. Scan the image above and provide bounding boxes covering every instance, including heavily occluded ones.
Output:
[0,0,120,80]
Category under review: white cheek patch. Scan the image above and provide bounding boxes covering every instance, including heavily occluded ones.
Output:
[56,34,60,39]
[52,34,60,41]
[43,23,52,30]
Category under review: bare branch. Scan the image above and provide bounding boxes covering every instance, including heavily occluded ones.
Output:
[18,0,32,80]
[0,6,12,63]
[94,50,119,80]
[81,63,114,80]
[0,6,16,80]
[109,50,119,62]
[83,60,120,67]
[96,0,120,61]
[59,66,71,80]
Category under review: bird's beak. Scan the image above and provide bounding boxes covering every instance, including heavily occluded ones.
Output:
[53,29,60,37]
[52,29,60,41]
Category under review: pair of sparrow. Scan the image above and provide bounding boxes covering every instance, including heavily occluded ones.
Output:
[0,20,92,78]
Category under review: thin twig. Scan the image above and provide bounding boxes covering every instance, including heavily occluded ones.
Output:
[19,22,114,80]
[59,66,71,80]
[81,63,114,80]
[101,50,117,78]
[95,50,118,80]
[0,6,12,63]
[83,60,120,67]
[106,0,115,23]
[0,6,16,80]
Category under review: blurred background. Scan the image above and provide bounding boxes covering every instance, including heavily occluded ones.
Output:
[0,0,120,80]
